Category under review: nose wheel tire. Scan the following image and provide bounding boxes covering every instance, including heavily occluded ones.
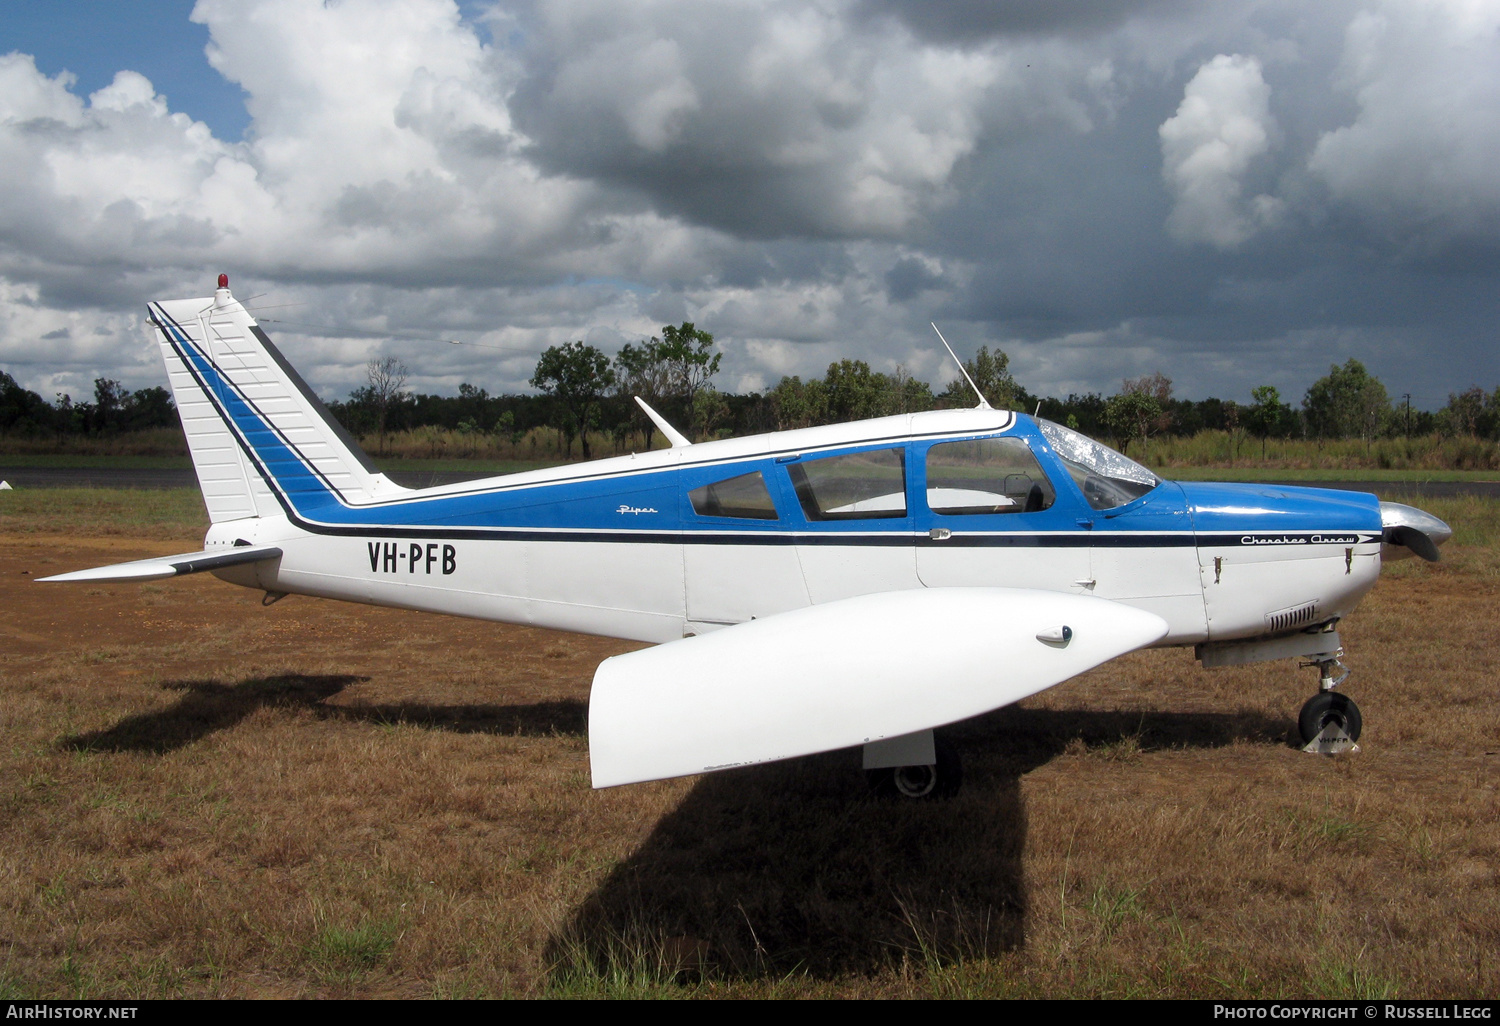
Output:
[866,737,963,799]
[1298,691,1362,745]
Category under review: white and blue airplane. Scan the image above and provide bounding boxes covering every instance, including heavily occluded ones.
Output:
[41,278,1452,797]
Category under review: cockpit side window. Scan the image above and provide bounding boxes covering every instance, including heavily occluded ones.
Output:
[689,470,779,520]
[787,447,907,520]
[924,437,1056,515]
[1038,419,1160,511]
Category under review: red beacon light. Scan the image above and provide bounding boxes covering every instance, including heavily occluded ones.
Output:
[217,273,229,289]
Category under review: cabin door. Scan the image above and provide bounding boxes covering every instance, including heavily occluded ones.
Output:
[775,445,921,604]
[913,436,1093,594]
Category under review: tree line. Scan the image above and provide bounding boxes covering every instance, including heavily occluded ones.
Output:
[0,371,176,439]
[514,333,1500,459]
[3,332,1498,459]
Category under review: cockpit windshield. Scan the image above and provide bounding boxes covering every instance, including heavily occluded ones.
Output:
[1038,419,1160,511]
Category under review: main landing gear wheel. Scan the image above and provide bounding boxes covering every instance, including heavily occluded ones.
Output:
[1298,691,1362,746]
[867,737,963,799]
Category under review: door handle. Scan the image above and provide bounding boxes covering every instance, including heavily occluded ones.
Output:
[929,527,952,541]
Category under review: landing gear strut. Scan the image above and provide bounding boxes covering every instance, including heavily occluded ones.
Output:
[865,735,963,799]
[1297,653,1362,751]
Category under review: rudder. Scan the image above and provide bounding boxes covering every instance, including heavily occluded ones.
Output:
[149,277,405,522]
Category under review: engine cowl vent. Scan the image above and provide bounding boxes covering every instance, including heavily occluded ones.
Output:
[1265,601,1320,634]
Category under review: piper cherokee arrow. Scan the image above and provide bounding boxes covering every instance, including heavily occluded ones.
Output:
[39,277,1452,797]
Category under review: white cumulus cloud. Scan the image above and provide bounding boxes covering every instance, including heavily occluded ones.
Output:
[1159,53,1284,249]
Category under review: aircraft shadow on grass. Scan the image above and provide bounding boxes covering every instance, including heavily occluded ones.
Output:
[63,674,367,754]
[61,674,587,755]
[545,704,1289,981]
[319,697,589,737]
[62,679,1284,978]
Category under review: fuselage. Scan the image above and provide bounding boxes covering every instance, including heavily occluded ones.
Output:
[205,408,1384,648]
[28,286,1422,790]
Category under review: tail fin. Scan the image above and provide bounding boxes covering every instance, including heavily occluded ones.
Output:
[149,279,406,523]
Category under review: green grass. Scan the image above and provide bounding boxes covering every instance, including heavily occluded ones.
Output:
[1161,466,1499,483]
[0,486,208,538]
[1309,952,1403,1000]
[0,454,193,469]
[0,452,562,476]
[1086,884,1147,935]
[7,425,1500,482]
[304,919,399,978]
[1146,430,1500,471]
[1385,493,1500,548]
[373,457,563,475]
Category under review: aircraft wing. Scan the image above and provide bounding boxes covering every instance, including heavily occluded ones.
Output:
[36,545,284,584]
[589,587,1169,788]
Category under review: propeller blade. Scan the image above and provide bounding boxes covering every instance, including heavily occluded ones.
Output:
[1380,501,1451,562]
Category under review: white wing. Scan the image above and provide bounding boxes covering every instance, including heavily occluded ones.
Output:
[589,587,1168,787]
[36,545,283,583]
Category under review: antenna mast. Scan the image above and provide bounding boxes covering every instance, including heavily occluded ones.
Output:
[930,323,991,410]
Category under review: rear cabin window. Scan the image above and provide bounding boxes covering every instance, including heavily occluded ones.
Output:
[787,448,907,521]
[689,470,779,520]
[924,437,1056,515]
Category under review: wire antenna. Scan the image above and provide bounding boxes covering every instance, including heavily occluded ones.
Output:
[930,323,991,410]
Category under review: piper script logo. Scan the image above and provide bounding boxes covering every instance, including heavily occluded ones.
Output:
[617,505,658,515]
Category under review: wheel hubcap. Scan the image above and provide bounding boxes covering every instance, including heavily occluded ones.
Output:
[893,764,937,798]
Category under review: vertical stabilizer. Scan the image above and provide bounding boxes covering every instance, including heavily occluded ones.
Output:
[149,279,406,523]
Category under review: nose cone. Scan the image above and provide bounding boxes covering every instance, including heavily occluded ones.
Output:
[1379,502,1452,562]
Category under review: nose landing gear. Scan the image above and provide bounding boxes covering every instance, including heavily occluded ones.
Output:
[1298,653,1361,753]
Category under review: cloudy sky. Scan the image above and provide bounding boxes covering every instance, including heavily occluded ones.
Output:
[1,0,1496,409]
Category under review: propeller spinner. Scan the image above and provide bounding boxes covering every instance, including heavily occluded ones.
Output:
[1380,501,1452,562]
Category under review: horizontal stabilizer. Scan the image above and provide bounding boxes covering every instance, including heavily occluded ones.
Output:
[588,588,1168,788]
[37,545,283,584]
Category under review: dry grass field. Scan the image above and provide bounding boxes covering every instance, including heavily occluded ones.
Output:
[0,489,1496,998]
